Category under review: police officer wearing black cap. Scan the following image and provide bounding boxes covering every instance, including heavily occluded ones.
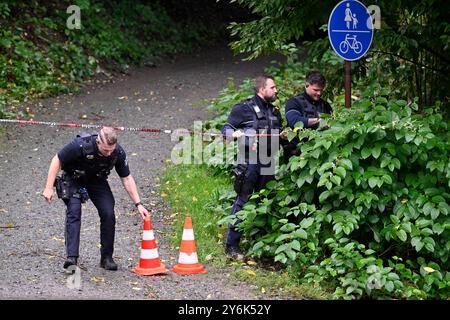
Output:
[284,71,333,160]
[43,127,149,271]
[221,74,287,259]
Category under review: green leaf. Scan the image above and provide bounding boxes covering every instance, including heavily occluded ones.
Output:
[376,97,388,105]
[307,242,316,251]
[382,175,393,184]
[372,145,382,159]
[396,229,408,242]
[340,159,353,170]
[275,234,290,243]
[275,244,286,255]
[291,240,301,251]
[405,132,415,142]
[385,281,394,292]
[432,223,444,235]
[294,228,308,240]
[330,175,341,186]
[252,241,264,251]
[361,147,372,159]
[285,248,296,261]
[274,253,287,264]
[280,223,297,232]
[300,217,314,229]
[423,237,435,252]
[287,131,297,142]
[411,237,423,252]
[335,166,347,178]
[368,177,378,189]
[430,208,440,220]
[296,177,306,188]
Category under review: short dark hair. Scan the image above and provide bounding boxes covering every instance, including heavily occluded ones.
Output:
[253,74,274,93]
[306,71,326,87]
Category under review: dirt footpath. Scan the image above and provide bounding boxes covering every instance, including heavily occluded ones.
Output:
[0,44,284,299]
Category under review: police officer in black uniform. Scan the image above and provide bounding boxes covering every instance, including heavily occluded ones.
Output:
[43,127,149,271]
[284,71,333,160]
[221,74,287,258]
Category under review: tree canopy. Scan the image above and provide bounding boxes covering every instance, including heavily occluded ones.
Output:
[228,0,450,109]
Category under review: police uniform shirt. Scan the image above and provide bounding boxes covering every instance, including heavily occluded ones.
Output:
[57,135,130,178]
[285,91,333,129]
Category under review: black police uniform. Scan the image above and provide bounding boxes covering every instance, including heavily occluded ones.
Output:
[284,91,333,159]
[221,95,283,250]
[57,133,130,260]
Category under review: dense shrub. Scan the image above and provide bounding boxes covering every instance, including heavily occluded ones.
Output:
[205,54,449,299]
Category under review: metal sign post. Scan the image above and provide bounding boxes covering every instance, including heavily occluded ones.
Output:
[328,0,374,108]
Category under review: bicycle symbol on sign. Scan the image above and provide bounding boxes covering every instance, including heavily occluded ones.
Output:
[339,34,362,54]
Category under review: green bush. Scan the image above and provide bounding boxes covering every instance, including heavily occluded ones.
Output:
[231,95,449,299]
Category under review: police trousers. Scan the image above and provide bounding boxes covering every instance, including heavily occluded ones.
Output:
[63,179,115,258]
[226,163,274,247]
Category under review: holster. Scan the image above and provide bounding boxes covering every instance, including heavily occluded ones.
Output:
[233,163,248,194]
[54,173,90,203]
[54,174,71,200]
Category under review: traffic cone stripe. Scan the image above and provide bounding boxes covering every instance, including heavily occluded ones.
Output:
[132,217,168,276]
[182,229,195,240]
[178,252,199,264]
[142,230,155,240]
[180,239,196,254]
[142,239,157,250]
[140,248,159,260]
[172,216,207,274]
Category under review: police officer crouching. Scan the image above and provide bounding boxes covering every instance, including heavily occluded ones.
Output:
[43,127,149,271]
[221,74,288,259]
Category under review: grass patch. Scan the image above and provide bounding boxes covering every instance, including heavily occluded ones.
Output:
[161,163,332,299]
[161,164,231,267]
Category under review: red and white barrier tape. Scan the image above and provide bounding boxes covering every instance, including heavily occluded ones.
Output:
[0,118,279,137]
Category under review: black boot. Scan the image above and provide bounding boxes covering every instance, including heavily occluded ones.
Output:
[63,256,78,270]
[225,245,244,261]
[100,256,118,271]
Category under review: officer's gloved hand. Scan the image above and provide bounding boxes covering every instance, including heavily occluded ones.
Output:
[232,130,244,139]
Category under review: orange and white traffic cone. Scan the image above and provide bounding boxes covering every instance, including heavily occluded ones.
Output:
[172,216,207,274]
[132,217,168,276]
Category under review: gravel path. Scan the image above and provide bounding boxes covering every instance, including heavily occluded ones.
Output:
[0,44,283,299]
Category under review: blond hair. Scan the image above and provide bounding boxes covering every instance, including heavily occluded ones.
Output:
[98,127,117,145]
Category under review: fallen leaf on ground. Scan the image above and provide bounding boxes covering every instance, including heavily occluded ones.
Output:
[246,270,256,276]
[90,276,105,283]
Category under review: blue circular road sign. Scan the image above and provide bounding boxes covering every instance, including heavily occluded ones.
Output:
[328,0,374,61]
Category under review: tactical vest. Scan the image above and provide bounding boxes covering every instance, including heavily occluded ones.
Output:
[241,98,280,131]
[63,133,119,180]
[293,94,330,118]
[238,98,280,161]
